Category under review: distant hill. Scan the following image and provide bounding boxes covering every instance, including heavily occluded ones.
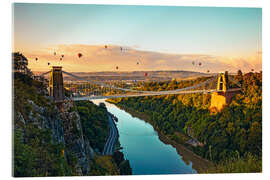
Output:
[34,70,215,81]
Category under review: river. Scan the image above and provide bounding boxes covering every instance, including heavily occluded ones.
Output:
[91,99,197,175]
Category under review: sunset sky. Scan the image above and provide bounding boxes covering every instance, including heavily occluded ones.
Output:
[13,3,262,73]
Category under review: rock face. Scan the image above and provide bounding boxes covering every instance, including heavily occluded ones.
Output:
[26,99,65,144]
[16,98,94,175]
[13,71,131,176]
[58,101,94,175]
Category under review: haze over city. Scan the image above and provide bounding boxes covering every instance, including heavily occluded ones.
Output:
[13,3,262,73]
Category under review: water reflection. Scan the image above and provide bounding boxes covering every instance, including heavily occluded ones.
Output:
[91,99,196,175]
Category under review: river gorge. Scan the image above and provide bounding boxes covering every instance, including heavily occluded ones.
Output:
[92,99,202,175]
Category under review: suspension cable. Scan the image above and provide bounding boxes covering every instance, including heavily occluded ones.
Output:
[62,70,218,94]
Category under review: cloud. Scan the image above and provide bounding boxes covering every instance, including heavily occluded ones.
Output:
[22,44,262,73]
[156,60,167,64]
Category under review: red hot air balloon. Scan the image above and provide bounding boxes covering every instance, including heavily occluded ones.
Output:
[78,53,82,58]
[144,72,148,77]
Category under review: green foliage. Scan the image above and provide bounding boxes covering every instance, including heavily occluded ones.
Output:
[112,72,262,172]
[89,156,119,176]
[135,76,213,92]
[75,101,132,175]
[13,65,76,177]
[13,53,130,176]
[14,129,72,177]
[14,72,51,115]
[207,153,262,173]
[75,101,110,152]
[13,52,28,72]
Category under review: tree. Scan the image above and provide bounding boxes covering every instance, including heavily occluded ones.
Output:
[236,69,243,86]
[112,72,262,169]
[13,52,28,72]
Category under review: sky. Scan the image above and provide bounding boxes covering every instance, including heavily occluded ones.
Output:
[13,3,262,73]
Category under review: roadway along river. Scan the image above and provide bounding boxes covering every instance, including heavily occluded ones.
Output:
[92,99,197,175]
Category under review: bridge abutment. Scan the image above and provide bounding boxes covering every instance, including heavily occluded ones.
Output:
[209,71,240,113]
[209,91,239,112]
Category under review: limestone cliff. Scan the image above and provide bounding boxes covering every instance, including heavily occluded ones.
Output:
[14,98,95,175]
[58,101,94,175]
[13,53,131,177]
[13,72,94,176]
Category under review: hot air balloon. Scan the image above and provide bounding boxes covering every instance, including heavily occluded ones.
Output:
[78,53,82,58]
[105,45,108,49]
[35,58,38,61]
[116,66,119,70]
[144,72,148,77]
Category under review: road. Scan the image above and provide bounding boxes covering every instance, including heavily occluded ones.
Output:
[102,114,119,155]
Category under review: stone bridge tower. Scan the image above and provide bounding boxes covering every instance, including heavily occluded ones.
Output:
[209,71,239,112]
[217,71,229,92]
[49,66,65,102]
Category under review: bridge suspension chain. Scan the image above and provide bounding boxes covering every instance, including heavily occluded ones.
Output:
[62,70,218,94]
[40,70,51,76]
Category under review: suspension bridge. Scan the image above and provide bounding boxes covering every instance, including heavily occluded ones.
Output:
[40,66,241,111]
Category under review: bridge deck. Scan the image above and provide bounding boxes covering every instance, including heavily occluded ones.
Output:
[70,88,241,101]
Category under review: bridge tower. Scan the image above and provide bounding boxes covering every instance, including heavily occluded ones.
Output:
[49,66,65,102]
[217,71,229,92]
[209,71,237,113]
